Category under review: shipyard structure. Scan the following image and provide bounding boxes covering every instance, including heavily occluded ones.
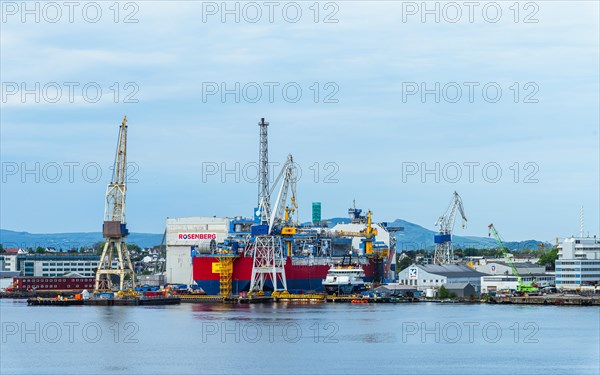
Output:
[165,208,399,296]
[165,118,402,297]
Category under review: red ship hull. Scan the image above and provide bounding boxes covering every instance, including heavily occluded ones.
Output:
[193,256,375,295]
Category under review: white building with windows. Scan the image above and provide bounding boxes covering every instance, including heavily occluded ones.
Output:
[555,236,600,289]
[0,254,117,277]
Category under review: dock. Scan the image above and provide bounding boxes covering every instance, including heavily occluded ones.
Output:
[16,291,600,306]
[492,294,600,306]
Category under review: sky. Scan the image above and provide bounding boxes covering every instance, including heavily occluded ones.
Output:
[1,0,599,242]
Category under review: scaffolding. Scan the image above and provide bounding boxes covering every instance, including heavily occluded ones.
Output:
[249,236,287,293]
[216,256,236,299]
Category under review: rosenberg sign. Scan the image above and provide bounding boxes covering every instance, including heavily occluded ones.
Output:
[178,233,217,240]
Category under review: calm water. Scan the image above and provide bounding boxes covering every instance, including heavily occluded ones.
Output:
[1,299,598,375]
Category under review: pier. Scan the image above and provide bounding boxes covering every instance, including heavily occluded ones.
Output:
[492,294,600,306]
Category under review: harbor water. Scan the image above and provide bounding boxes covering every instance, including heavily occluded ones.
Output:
[1,299,598,374]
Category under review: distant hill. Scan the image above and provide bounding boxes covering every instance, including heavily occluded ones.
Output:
[307,218,547,251]
[387,219,545,251]
[0,229,163,249]
[1,218,547,251]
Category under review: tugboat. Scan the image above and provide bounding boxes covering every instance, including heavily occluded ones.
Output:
[322,251,366,295]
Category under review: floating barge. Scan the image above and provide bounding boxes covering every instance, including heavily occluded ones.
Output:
[27,296,181,306]
[28,298,84,306]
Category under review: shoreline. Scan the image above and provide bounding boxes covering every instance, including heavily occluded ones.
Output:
[3,291,599,306]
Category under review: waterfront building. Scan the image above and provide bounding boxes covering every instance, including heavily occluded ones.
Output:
[0,254,117,277]
[555,236,600,289]
[475,261,545,276]
[480,274,555,293]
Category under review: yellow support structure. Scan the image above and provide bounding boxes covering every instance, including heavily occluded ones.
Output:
[336,210,379,255]
[216,257,235,299]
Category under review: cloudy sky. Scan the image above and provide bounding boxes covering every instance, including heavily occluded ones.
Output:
[1,1,598,241]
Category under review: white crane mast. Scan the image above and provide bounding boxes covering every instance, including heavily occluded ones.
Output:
[268,154,297,234]
[433,191,467,264]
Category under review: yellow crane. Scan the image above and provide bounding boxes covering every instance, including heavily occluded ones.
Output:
[336,211,380,256]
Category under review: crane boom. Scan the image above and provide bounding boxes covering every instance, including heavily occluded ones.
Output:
[488,223,538,293]
[268,154,297,234]
[487,224,521,281]
[105,116,128,223]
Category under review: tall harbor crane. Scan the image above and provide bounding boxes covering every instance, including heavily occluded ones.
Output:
[433,191,467,264]
[488,224,538,294]
[248,118,288,294]
[95,116,136,292]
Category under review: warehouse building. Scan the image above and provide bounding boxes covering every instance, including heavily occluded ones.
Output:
[397,263,488,292]
[374,283,417,296]
[444,282,476,298]
[475,261,545,276]
[481,274,555,294]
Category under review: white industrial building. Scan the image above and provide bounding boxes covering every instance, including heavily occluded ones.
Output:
[480,274,555,294]
[475,261,545,276]
[397,263,488,292]
[165,216,231,284]
[555,236,600,289]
